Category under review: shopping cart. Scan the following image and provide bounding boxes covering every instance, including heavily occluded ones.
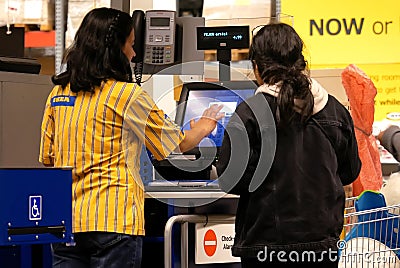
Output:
[339,190,400,267]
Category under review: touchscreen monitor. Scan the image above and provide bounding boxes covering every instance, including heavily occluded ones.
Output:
[175,81,257,157]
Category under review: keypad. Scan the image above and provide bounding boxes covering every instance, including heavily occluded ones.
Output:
[144,46,173,64]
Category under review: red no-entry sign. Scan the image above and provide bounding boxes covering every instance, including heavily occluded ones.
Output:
[203,229,217,257]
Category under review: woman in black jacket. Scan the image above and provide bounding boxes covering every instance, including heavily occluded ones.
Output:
[216,23,361,267]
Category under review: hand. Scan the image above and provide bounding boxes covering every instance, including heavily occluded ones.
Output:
[178,104,225,153]
[190,104,225,137]
[373,119,394,140]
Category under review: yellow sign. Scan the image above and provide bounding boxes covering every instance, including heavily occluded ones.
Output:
[360,64,400,121]
[282,0,400,121]
[281,0,400,65]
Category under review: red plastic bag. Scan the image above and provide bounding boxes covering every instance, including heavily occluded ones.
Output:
[341,64,383,197]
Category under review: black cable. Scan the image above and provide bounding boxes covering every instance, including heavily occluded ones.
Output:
[133,61,143,86]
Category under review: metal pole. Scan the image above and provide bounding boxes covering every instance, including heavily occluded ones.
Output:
[181,222,189,268]
[54,0,65,74]
[276,0,281,17]
[164,214,236,268]
[270,0,277,21]
[110,0,130,14]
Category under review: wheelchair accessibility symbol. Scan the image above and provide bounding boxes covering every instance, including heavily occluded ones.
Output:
[29,196,42,220]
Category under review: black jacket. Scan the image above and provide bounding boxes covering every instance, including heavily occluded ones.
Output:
[216,93,361,257]
[380,125,400,162]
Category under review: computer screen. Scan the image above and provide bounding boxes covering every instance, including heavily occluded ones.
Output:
[175,81,257,156]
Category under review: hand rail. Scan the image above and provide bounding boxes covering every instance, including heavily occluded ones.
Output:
[164,214,236,268]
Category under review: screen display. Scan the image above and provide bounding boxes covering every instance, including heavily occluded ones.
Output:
[197,26,250,50]
[150,17,170,27]
[181,89,255,147]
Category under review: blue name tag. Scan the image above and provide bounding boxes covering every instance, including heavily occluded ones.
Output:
[51,95,76,107]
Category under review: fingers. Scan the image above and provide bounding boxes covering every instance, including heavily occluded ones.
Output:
[215,109,225,121]
[187,104,225,132]
[203,104,225,120]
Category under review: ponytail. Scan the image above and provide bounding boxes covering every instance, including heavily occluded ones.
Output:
[249,23,314,126]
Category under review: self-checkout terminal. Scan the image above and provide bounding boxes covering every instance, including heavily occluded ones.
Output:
[149,80,257,185]
[139,25,253,267]
[146,25,254,187]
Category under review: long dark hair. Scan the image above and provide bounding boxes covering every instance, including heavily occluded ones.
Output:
[249,23,313,125]
[52,7,134,93]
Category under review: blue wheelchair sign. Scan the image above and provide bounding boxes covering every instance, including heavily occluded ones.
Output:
[29,195,42,220]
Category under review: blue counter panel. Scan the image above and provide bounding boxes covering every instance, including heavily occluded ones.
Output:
[0,168,73,246]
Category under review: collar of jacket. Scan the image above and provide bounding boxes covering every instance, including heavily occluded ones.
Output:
[255,78,329,115]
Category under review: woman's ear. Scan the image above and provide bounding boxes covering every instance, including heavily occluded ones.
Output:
[254,63,259,74]
[254,63,263,85]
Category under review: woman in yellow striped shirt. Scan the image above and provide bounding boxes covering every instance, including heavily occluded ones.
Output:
[39,7,223,268]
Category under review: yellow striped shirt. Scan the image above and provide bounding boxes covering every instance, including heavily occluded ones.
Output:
[39,80,184,235]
